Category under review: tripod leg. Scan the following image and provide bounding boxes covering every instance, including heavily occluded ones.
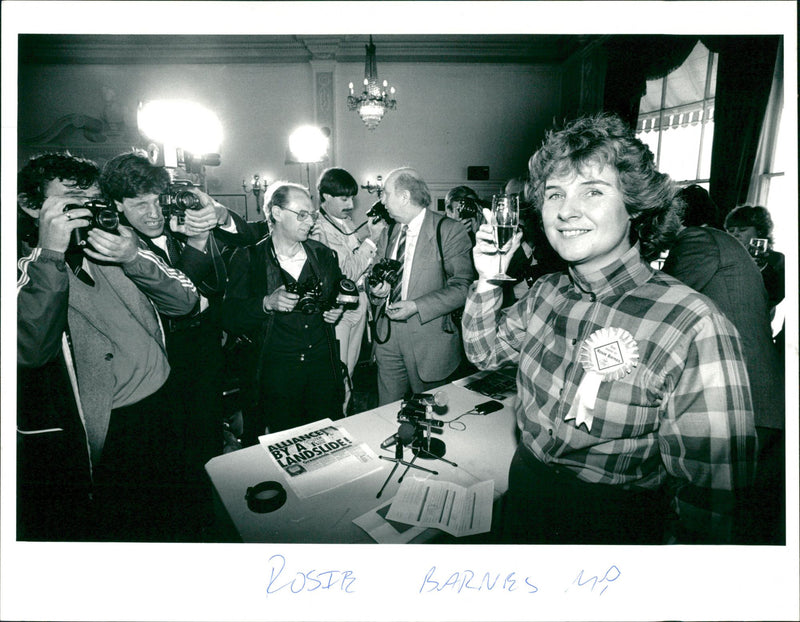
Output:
[376,461,400,498]
[398,454,419,483]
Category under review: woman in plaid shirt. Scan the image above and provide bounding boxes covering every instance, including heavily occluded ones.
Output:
[463,113,757,544]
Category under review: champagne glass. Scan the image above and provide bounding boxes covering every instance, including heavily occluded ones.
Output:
[748,237,769,269]
[490,193,519,281]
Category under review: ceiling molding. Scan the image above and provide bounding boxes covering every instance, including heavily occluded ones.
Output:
[20,34,599,66]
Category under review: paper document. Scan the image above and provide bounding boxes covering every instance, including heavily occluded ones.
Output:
[385,478,494,537]
[353,500,427,544]
[259,419,381,499]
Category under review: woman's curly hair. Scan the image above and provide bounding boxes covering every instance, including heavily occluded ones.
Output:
[724,205,775,248]
[526,113,683,261]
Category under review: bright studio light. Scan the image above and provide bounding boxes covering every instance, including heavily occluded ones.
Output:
[288,125,329,163]
[137,100,223,155]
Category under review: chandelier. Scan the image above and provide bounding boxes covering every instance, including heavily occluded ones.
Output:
[347,36,396,130]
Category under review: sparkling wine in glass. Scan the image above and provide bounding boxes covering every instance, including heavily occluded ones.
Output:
[748,237,769,269]
[490,193,519,281]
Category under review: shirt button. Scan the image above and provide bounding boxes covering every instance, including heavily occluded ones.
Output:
[104,353,113,361]
[304,324,309,329]
[308,344,312,349]
[300,354,305,362]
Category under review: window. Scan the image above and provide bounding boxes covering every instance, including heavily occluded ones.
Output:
[747,43,789,254]
[636,41,717,187]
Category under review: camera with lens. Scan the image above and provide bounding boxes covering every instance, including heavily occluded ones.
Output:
[335,277,359,310]
[366,199,394,225]
[286,276,359,314]
[285,277,326,315]
[158,180,202,224]
[66,199,120,247]
[455,196,480,220]
[368,258,402,289]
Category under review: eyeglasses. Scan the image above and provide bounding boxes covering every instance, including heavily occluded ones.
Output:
[279,206,319,222]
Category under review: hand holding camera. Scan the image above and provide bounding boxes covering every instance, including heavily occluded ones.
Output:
[367,257,402,297]
[161,181,224,247]
[265,277,358,316]
[366,199,394,226]
[159,180,203,225]
[83,224,140,265]
[263,285,299,314]
[36,197,95,253]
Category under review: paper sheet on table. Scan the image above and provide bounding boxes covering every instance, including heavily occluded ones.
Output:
[385,478,494,538]
[352,499,427,544]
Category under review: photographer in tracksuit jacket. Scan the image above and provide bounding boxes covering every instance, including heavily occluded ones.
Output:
[99,151,253,538]
[16,153,199,541]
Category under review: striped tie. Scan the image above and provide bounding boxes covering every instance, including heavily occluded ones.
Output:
[390,224,407,303]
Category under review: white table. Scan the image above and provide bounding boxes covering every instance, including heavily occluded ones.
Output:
[204,379,518,543]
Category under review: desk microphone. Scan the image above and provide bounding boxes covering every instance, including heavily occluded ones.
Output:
[380,422,417,450]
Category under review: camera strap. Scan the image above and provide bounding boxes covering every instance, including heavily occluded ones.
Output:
[320,208,366,236]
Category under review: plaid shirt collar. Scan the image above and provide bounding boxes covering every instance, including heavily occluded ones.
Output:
[567,244,653,301]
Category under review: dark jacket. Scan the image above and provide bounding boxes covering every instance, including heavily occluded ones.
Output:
[662,226,784,430]
[222,235,345,413]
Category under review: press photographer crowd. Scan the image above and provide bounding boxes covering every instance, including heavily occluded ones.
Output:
[16,113,785,545]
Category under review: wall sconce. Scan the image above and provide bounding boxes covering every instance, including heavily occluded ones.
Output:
[243,174,269,214]
[361,175,384,198]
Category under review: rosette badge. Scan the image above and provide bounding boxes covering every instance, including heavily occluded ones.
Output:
[566,327,639,432]
[580,327,639,381]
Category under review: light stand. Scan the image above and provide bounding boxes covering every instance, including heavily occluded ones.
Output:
[242,174,268,217]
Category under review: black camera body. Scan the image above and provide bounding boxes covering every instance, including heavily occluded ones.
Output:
[366,199,394,225]
[285,276,359,314]
[285,277,326,315]
[455,196,480,220]
[66,199,119,247]
[159,180,202,224]
[368,258,402,288]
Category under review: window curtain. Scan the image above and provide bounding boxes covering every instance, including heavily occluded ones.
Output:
[602,35,699,128]
[746,38,784,207]
[702,36,781,214]
[601,35,781,215]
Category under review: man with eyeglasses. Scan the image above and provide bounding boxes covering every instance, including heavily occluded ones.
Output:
[223,182,346,443]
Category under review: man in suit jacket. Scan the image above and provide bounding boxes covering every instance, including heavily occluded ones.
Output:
[662,185,784,544]
[368,167,474,404]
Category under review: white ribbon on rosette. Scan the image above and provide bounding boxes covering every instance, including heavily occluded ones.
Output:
[564,327,639,432]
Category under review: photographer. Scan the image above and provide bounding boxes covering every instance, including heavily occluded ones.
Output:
[310,167,387,414]
[223,182,346,444]
[100,151,251,538]
[444,185,484,242]
[16,152,199,541]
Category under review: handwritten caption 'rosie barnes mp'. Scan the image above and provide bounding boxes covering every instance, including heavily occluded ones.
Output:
[264,554,622,597]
